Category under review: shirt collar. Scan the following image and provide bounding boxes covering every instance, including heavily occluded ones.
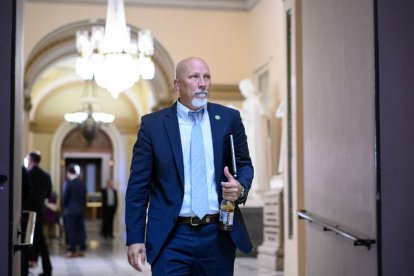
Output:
[176,100,207,122]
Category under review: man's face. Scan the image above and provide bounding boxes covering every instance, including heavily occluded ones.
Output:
[174,58,211,110]
[26,156,34,169]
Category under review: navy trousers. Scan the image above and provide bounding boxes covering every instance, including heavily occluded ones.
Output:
[151,223,236,276]
[64,213,86,252]
[102,206,116,238]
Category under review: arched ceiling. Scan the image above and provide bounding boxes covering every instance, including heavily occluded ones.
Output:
[25,19,177,136]
[26,10,245,135]
[29,56,154,134]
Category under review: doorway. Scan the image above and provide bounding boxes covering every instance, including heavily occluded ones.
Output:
[65,158,102,193]
[64,157,104,220]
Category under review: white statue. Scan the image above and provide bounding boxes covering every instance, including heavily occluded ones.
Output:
[268,100,286,190]
[239,79,270,206]
[275,100,285,175]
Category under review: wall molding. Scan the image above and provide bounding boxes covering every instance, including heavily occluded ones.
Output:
[27,0,259,11]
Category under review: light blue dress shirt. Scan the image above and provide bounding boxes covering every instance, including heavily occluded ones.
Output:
[176,101,219,217]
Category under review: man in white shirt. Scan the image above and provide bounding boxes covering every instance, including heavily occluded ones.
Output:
[101,179,117,239]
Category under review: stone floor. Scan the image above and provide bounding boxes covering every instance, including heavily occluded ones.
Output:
[29,221,283,276]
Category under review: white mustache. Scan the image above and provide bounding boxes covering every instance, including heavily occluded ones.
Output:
[193,91,208,97]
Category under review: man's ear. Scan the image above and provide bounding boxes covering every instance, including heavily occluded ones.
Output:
[174,79,180,91]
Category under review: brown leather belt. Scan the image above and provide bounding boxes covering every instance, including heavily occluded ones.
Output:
[177,214,219,226]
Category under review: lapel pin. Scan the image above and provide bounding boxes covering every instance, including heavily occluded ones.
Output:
[215,115,221,120]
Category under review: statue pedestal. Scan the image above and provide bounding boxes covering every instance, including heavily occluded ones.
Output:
[257,183,284,271]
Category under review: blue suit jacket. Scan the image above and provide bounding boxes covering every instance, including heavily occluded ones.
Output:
[63,177,86,216]
[125,102,254,264]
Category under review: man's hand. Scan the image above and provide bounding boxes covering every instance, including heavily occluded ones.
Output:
[221,166,243,201]
[127,243,147,272]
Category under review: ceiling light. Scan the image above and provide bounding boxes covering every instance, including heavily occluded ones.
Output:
[75,0,155,98]
[64,81,115,145]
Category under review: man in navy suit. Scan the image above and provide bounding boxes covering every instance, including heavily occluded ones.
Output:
[62,165,87,257]
[126,57,254,275]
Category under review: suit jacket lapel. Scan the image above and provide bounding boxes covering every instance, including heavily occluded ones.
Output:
[163,103,185,188]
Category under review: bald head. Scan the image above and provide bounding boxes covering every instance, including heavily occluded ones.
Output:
[175,57,210,80]
[173,57,211,110]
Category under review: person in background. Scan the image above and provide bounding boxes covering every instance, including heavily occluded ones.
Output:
[22,166,32,210]
[44,190,60,240]
[62,165,87,258]
[21,166,32,276]
[125,57,254,275]
[101,179,118,239]
[27,151,53,276]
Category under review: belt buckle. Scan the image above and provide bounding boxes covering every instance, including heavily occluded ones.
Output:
[190,216,200,226]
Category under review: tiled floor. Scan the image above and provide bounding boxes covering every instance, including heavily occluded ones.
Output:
[29,221,283,276]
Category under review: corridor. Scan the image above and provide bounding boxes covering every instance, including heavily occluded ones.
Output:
[29,221,283,276]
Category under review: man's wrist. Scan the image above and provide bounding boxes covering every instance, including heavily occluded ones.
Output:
[237,186,246,203]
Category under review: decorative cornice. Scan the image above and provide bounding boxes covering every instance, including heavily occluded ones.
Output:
[30,120,139,135]
[210,84,243,101]
[30,121,59,133]
[27,0,260,11]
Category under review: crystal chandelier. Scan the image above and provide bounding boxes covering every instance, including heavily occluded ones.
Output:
[64,80,115,145]
[75,0,155,98]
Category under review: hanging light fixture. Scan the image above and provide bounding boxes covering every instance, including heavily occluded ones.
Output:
[64,80,115,145]
[75,0,155,98]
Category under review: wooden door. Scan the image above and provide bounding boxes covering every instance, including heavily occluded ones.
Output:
[299,0,378,275]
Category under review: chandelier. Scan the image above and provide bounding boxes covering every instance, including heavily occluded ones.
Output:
[64,80,115,145]
[75,0,155,98]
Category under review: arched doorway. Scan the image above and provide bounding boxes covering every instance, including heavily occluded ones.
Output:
[51,122,127,236]
[61,127,113,220]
